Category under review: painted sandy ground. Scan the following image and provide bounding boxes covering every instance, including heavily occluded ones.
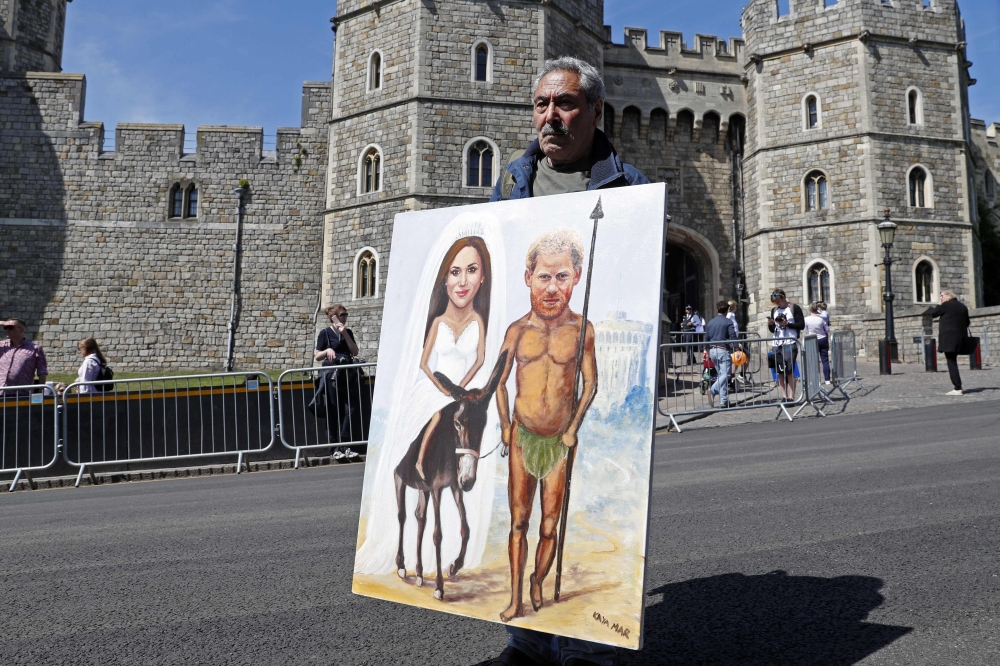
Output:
[352,510,646,650]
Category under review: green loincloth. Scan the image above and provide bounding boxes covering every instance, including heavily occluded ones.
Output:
[517,423,567,479]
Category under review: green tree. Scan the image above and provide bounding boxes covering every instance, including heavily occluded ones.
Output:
[979,198,1000,307]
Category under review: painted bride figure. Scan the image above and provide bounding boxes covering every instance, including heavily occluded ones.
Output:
[355,213,506,576]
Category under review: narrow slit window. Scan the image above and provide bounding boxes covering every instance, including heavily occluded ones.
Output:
[909,167,928,207]
[806,96,819,129]
[915,261,934,303]
[475,45,489,82]
[170,184,183,218]
[907,89,923,125]
[186,185,198,218]
[356,250,377,299]
[369,52,382,91]
[362,148,381,194]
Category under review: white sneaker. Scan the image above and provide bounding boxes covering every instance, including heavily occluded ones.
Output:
[946,389,964,396]
[824,380,832,386]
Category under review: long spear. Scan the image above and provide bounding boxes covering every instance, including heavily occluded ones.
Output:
[554,196,603,602]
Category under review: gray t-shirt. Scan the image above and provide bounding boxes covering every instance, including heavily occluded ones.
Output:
[532,154,592,197]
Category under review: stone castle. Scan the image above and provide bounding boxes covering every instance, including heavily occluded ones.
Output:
[2,0,998,372]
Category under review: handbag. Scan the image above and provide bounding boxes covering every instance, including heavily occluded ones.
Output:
[958,327,979,356]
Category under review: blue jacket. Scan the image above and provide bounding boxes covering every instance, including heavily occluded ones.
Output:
[490,129,649,202]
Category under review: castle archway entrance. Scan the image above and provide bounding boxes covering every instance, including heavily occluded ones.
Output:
[661,225,721,342]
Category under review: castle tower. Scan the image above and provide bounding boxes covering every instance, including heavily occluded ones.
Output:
[740,0,981,341]
[323,0,605,354]
[1,0,70,73]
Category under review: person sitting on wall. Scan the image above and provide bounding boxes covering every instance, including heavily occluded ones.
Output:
[1,319,48,393]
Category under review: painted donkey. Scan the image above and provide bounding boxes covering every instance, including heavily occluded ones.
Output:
[394,350,508,600]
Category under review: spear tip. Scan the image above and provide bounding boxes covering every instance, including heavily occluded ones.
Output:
[590,197,604,220]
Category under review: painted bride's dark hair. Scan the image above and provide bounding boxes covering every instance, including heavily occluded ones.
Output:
[424,236,492,342]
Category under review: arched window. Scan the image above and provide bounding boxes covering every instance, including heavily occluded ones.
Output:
[702,112,721,144]
[465,139,495,188]
[368,51,382,92]
[915,260,935,303]
[649,108,667,142]
[621,106,641,142]
[354,249,378,299]
[359,146,382,194]
[170,184,183,218]
[804,171,829,211]
[803,93,821,130]
[807,263,832,303]
[185,184,198,218]
[472,42,491,82]
[603,103,616,137]
[675,110,695,142]
[906,87,923,126]
[909,166,930,207]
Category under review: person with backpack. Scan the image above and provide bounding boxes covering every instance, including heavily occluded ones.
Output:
[57,337,112,394]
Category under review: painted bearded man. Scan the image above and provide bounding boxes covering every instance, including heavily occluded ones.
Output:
[494,229,598,625]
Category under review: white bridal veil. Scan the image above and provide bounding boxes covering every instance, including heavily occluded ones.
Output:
[354,210,507,575]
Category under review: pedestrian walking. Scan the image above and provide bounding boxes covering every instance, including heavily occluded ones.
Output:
[928,290,970,396]
[1,318,48,393]
[706,300,740,408]
[56,338,108,394]
[804,304,831,384]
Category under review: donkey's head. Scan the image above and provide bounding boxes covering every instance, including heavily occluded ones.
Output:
[433,350,508,492]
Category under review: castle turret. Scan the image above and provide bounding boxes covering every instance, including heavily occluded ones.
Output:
[323,0,605,353]
[740,0,980,345]
[1,0,70,73]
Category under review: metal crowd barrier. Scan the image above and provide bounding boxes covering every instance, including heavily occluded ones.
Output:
[658,337,805,432]
[1,384,60,491]
[61,372,276,487]
[793,334,835,418]
[276,362,376,468]
[830,330,866,396]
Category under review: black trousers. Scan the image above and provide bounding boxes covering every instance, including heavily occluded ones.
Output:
[944,351,962,390]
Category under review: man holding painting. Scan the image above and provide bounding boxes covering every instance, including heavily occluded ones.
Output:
[480,55,649,666]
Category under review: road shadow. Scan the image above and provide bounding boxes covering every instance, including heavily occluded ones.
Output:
[617,570,911,665]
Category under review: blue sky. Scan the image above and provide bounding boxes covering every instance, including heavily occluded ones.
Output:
[64,0,1000,135]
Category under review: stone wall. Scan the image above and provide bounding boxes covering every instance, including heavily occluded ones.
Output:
[1,73,330,373]
[852,305,1000,364]
[0,0,68,73]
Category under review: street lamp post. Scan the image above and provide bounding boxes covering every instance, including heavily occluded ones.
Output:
[877,209,898,375]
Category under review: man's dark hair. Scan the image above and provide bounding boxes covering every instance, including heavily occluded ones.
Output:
[717,300,730,314]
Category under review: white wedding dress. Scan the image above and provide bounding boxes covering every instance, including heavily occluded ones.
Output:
[354,212,505,576]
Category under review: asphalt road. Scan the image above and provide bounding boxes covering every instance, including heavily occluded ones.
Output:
[2,400,999,665]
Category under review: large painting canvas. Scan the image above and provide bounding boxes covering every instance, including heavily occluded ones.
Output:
[352,183,667,649]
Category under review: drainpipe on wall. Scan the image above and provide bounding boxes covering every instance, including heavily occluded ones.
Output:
[225,186,247,372]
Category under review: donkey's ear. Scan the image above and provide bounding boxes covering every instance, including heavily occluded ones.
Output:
[434,372,469,401]
[483,350,509,396]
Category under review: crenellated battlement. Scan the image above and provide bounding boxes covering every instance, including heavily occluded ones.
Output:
[0,73,330,163]
[742,0,966,58]
[606,27,744,63]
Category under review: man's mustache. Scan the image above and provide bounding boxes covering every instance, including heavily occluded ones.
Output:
[540,122,570,137]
